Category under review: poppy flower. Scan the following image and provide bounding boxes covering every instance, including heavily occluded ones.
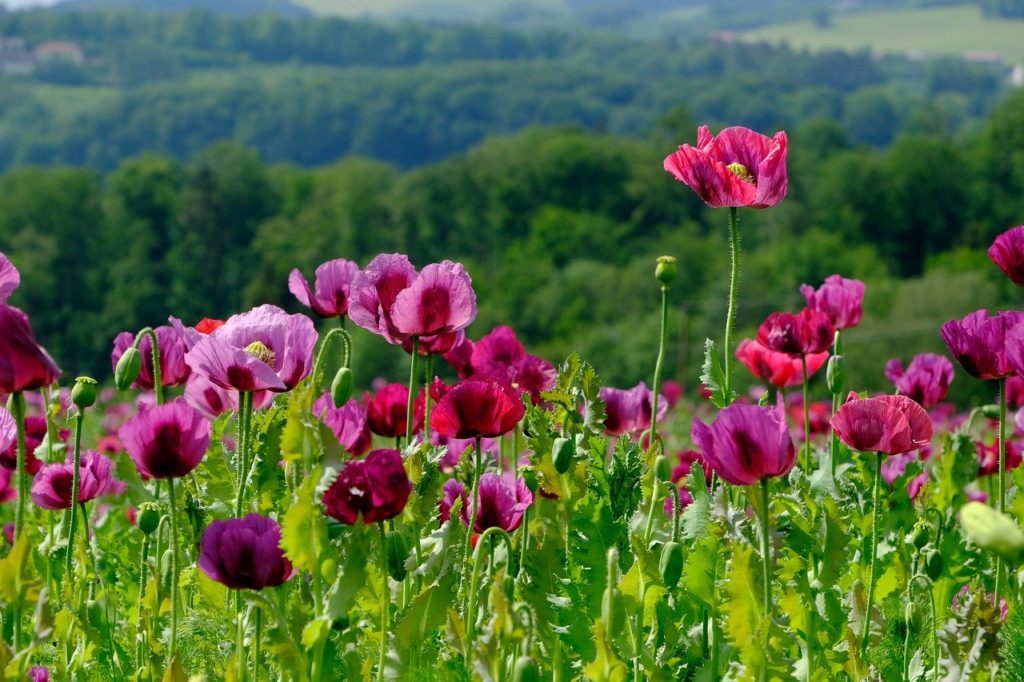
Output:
[663,125,787,209]
[976,439,1024,477]
[988,225,1024,286]
[313,393,371,455]
[0,467,14,503]
[430,432,498,471]
[184,305,318,393]
[183,373,273,422]
[661,380,684,409]
[786,397,832,438]
[0,416,69,475]
[322,449,411,525]
[735,339,828,388]
[757,308,835,357]
[831,394,932,455]
[289,258,360,318]
[468,326,556,405]
[1006,376,1024,409]
[691,403,796,486]
[431,376,525,439]
[28,666,49,682]
[401,329,464,357]
[111,325,191,390]
[30,450,115,510]
[198,514,294,590]
[119,401,211,479]
[439,473,533,533]
[365,384,425,439]
[941,309,1024,380]
[600,382,669,438]
[0,304,61,394]
[800,275,865,330]
[443,335,476,379]
[881,452,917,486]
[884,353,954,408]
[0,252,19,303]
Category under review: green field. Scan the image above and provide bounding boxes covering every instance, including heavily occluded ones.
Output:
[743,5,1024,64]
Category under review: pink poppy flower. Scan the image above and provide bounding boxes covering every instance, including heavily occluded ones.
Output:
[831,395,932,455]
[443,335,476,379]
[757,308,835,357]
[736,339,828,388]
[800,275,865,330]
[322,449,411,525]
[30,450,115,510]
[988,225,1024,287]
[365,384,425,439]
[600,382,669,439]
[0,252,19,303]
[0,416,69,476]
[0,304,60,394]
[439,473,533,533]
[941,309,1024,381]
[885,353,955,408]
[430,432,498,471]
[119,401,211,479]
[111,325,191,390]
[289,258,360,318]
[0,467,14,503]
[313,393,371,455]
[976,439,1024,477]
[183,373,272,422]
[692,403,796,486]
[431,376,525,439]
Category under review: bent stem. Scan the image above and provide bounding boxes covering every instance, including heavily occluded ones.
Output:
[860,452,883,656]
[377,522,389,682]
[134,327,164,405]
[65,411,85,583]
[724,206,740,398]
[464,527,514,672]
[308,328,354,408]
[405,336,420,448]
[995,377,1006,607]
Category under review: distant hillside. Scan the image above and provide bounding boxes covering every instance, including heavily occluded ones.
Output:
[55,0,311,16]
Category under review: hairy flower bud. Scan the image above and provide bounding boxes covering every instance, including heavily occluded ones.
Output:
[659,541,683,589]
[552,437,573,474]
[513,656,541,682]
[959,501,1024,565]
[114,347,142,391]
[136,502,161,536]
[826,355,846,396]
[331,367,354,407]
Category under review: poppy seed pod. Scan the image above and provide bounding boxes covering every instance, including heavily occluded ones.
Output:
[924,550,944,581]
[71,376,98,410]
[136,502,161,535]
[331,367,354,408]
[655,256,677,285]
[114,347,142,391]
[654,455,672,482]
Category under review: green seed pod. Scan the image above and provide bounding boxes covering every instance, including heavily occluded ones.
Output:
[959,501,1024,565]
[826,355,846,396]
[659,541,683,589]
[513,656,541,682]
[136,502,161,536]
[331,367,354,407]
[906,525,929,551]
[71,376,98,410]
[924,549,944,581]
[980,404,1001,420]
[654,455,672,483]
[115,347,142,390]
[385,531,408,582]
[552,437,573,474]
[655,256,677,285]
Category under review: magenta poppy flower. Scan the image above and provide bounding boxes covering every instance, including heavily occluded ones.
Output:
[691,403,796,486]
[988,226,1024,286]
[757,308,835,357]
[289,258,359,318]
[347,254,417,344]
[119,401,211,479]
[941,310,1024,380]
[184,305,318,393]
[663,125,787,209]
[111,325,190,390]
[799,275,865,330]
[183,373,272,422]
[431,376,525,439]
[30,450,115,510]
[786,398,833,438]
[670,449,707,485]
[322,449,411,525]
[885,353,954,408]
[0,304,61,394]
[661,380,684,409]
[1006,376,1024,409]
[881,452,916,486]
[28,666,49,682]
[0,408,13,455]
[831,394,932,456]
[976,439,1024,477]
[600,382,669,438]
[402,329,464,356]
[0,252,19,303]
[439,473,533,533]
[736,339,828,388]
[0,416,69,476]
[443,335,476,379]
[430,432,498,471]
[365,384,425,439]
[664,487,694,516]
[313,393,371,455]
[469,326,556,404]
[198,514,294,590]
[0,467,14,503]
[908,472,929,501]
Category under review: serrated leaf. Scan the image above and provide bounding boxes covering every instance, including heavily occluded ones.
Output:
[280,470,328,575]
[583,619,628,682]
[700,338,737,408]
[681,462,711,540]
[724,543,766,675]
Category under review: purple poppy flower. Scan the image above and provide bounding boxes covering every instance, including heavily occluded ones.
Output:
[198,514,294,590]
[183,373,272,422]
[800,275,865,330]
[692,403,796,486]
[831,395,933,456]
[470,326,555,405]
[908,472,929,501]
[348,254,418,344]
[30,450,115,510]
[0,467,14,503]
[401,329,464,356]
[313,393,371,455]
[885,353,955,408]
[28,666,49,682]
[0,252,19,303]
[443,335,475,379]
[119,401,211,479]
[0,304,61,394]
[111,325,191,390]
[881,452,916,486]
[289,258,360,318]
[600,382,669,439]
[942,309,1024,380]
[757,308,835,357]
[0,408,13,455]
[988,225,1024,287]
[322,449,411,525]
[439,473,533,533]
[184,305,318,393]
[430,432,498,471]
[0,416,69,476]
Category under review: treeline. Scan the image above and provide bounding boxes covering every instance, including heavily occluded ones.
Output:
[1,91,1022,403]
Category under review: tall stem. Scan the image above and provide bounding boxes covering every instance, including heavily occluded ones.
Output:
[135,327,164,405]
[252,606,262,682]
[9,392,26,651]
[649,282,670,451]
[377,522,389,682]
[801,354,811,472]
[424,354,433,442]
[995,378,1007,607]
[724,206,740,399]
[465,527,514,672]
[860,452,883,655]
[168,477,180,658]
[405,337,420,447]
[463,437,483,567]
[759,479,772,617]
[234,391,254,517]
[829,331,843,478]
[65,412,85,581]
[136,534,151,668]
[236,590,248,682]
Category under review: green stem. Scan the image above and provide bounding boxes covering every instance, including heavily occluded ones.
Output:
[168,477,180,658]
[252,605,262,682]
[465,527,514,671]
[308,327,354,410]
[463,437,483,572]
[134,327,164,405]
[9,392,26,651]
[801,354,812,472]
[405,336,420,447]
[234,391,254,517]
[424,354,433,441]
[724,206,740,399]
[759,479,772,618]
[378,522,389,682]
[236,590,248,682]
[829,331,843,478]
[517,505,530,583]
[649,283,670,451]
[136,534,151,669]
[513,424,521,481]
[996,377,1006,607]
[65,412,85,582]
[860,452,883,656]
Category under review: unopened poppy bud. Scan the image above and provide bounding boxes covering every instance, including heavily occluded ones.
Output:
[513,656,541,682]
[826,355,846,395]
[385,531,408,582]
[906,525,928,551]
[320,557,337,582]
[654,455,672,482]
[331,367,354,407]
[522,467,539,493]
[904,602,921,631]
[659,541,683,589]
[655,256,677,285]
[114,347,142,390]
[71,376,98,410]
[980,404,1001,419]
[326,517,343,540]
[959,501,1024,565]
[924,549,943,581]
[601,584,625,633]
[6,392,26,419]
[136,502,161,536]
[331,615,350,632]
[552,437,573,474]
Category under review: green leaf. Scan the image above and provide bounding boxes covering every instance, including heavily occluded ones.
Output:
[681,462,711,540]
[681,535,718,608]
[723,543,766,674]
[583,619,628,682]
[700,338,736,408]
[280,469,328,576]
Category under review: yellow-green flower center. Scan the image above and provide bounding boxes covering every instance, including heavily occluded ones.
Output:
[727,162,756,185]
[244,340,276,366]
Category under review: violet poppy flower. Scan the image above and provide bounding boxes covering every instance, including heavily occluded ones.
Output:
[198,514,294,590]
[322,449,411,525]
[0,408,13,456]
[757,308,835,357]
[664,487,695,516]
[831,394,932,456]
[691,403,796,486]
[365,384,425,439]
[439,473,533,533]
[431,376,525,439]
[0,304,61,394]
[885,353,955,408]
[347,254,417,344]
[183,373,272,422]
[30,450,115,510]
[289,258,360,318]
[431,432,498,471]
[800,275,865,330]
[184,305,318,393]
[908,472,929,501]
[976,439,1024,477]
[28,666,49,682]
[111,325,191,390]
[662,380,684,409]
[402,329,464,356]
[786,397,832,439]
[941,310,1024,380]
[468,326,556,404]
[0,467,14,503]
[0,252,19,303]
[600,382,669,438]
[988,225,1024,287]
[663,125,787,209]
[119,401,211,479]
[881,452,916,486]
[443,335,476,379]
[0,416,69,475]
[313,393,371,455]
[736,339,829,388]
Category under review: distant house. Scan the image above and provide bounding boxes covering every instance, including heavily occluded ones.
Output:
[34,41,85,65]
[0,37,34,75]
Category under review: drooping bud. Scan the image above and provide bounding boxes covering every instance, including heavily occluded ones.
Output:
[71,376,98,410]
[904,602,921,631]
[959,501,1024,565]
[513,656,541,682]
[114,347,142,390]
[136,502,161,536]
[602,547,626,632]
[552,437,573,474]
[7,392,26,420]
[726,162,756,184]
[980,404,1001,420]
[826,355,846,396]
[655,256,677,285]
[924,549,943,581]
[244,340,276,366]
[521,467,539,493]
[331,367,354,407]
[654,455,672,482]
[906,525,928,551]
[659,541,683,589]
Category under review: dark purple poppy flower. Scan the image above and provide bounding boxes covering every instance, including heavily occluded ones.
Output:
[800,275,865,330]
[402,329,464,356]
[322,449,411,525]
[885,353,954,408]
[30,450,115,510]
[988,225,1024,286]
[119,401,211,479]
[942,309,1024,380]
[0,304,61,394]
[431,376,525,439]
[111,325,191,390]
[198,514,293,590]
[313,393,371,455]
[472,326,526,372]
[289,258,360,318]
[692,403,796,486]
[185,305,318,393]
[365,384,425,439]
[600,382,669,438]
[439,473,533,533]
[443,335,476,379]
[831,395,932,456]
[0,252,19,303]
[757,308,835,357]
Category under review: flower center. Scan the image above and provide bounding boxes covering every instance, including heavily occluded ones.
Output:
[726,162,756,185]
[244,340,276,366]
